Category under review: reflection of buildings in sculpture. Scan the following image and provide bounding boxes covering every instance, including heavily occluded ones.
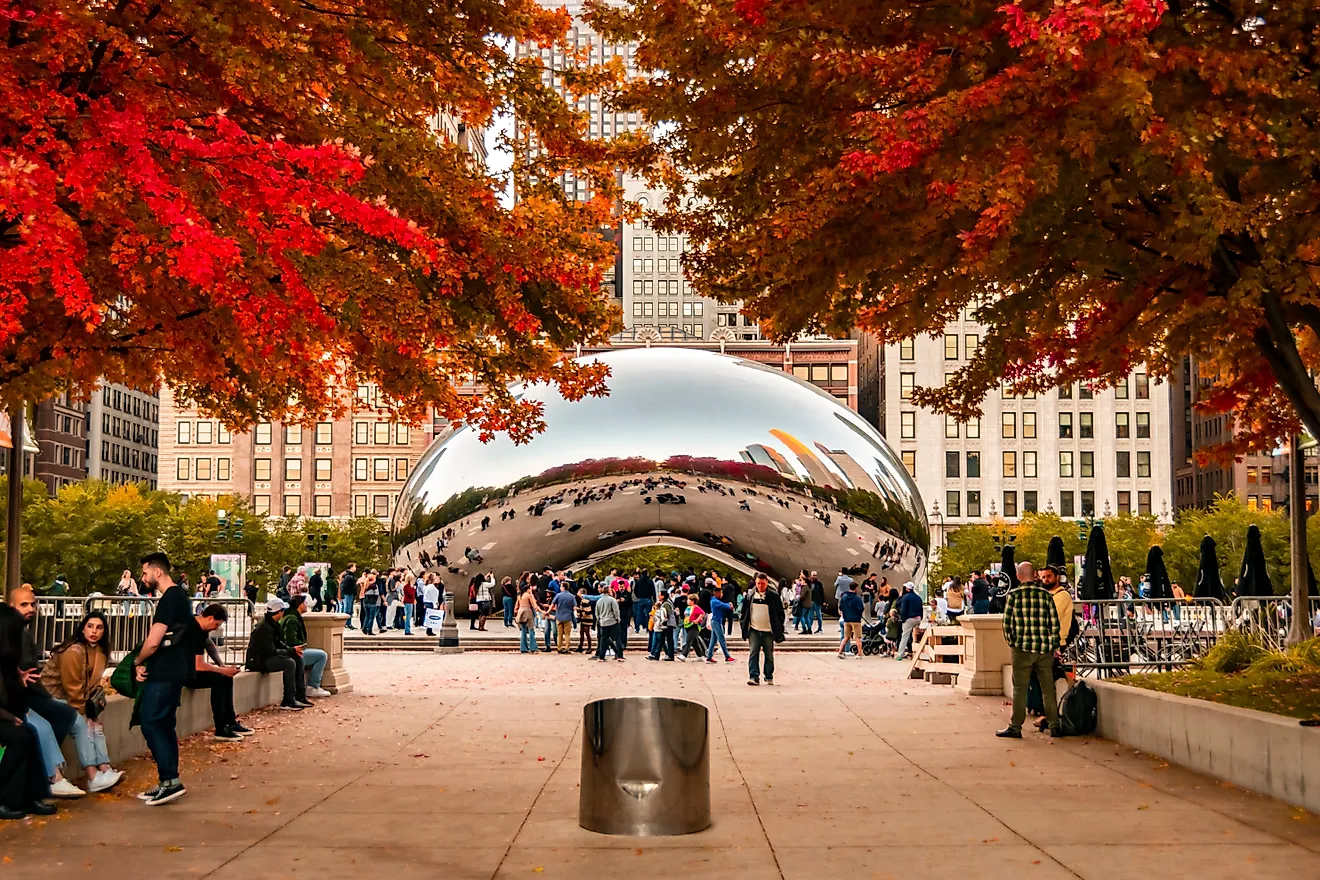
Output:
[741,444,796,478]
[767,428,842,490]
[814,442,881,494]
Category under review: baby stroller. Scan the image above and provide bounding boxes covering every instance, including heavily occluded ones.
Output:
[861,619,892,656]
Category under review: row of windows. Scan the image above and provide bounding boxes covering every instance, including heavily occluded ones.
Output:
[103,414,158,447]
[249,457,411,483]
[102,469,156,489]
[631,302,703,317]
[631,258,683,274]
[175,457,232,481]
[631,279,684,296]
[179,419,414,447]
[901,410,1153,440]
[102,387,159,422]
[99,441,156,472]
[250,493,396,518]
[716,313,758,328]
[49,443,83,470]
[176,421,235,445]
[353,458,411,482]
[943,490,1153,519]
[791,364,849,384]
[897,364,1152,402]
[632,236,683,252]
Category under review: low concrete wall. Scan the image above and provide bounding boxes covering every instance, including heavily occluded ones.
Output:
[61,671,283,777]
[1092,679,1320,813]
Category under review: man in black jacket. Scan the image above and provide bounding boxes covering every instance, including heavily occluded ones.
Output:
[338,564,359,627]
[245,598,310,710]
[739,572,785,686]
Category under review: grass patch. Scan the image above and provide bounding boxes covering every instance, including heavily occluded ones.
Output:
[1121,668,1320,721]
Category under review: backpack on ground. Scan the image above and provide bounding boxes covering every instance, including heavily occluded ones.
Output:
[1057,680,1098,736]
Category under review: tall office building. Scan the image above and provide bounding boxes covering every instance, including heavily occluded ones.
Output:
[85,382,160,488]
[33,393,87,494]
[882,313,1175,546]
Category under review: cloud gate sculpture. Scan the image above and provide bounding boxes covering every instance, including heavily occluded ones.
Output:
[392,348,928,614]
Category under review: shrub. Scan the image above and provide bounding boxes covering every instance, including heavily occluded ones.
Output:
[1196,631,1268,674]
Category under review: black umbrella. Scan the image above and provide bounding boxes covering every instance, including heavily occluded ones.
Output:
[988,543,1018,613]
[1237,524,1274,597]
[1079,524,1115,600]
[1002,543,1020,589]
[1193,535,1225,600]
[1046,536,1066,569]
[1144,545,1173,599]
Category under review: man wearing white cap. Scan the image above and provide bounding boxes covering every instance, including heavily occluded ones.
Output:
[245,597,312,710]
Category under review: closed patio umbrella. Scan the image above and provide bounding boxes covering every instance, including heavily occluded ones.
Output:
[1193,535,1225,601]
[1046,536,1066,569]
[1002,543,1020,589]
[1236,524,1273,597]
[1144,546,1173,600]
[1079,524,1115,601]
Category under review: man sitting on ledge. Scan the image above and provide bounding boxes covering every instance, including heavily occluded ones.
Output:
[279,595,331,698]
[181,604,253,743]
[246,598,312,711]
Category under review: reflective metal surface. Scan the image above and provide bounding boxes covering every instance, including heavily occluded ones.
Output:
[579,696,711,836]
[392,348,928,610]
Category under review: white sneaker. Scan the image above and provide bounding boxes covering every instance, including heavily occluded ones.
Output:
[50,778,86,799]
[306,687,331,698]
[87,770,123,793]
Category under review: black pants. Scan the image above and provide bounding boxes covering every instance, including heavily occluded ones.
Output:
[0,722,49,808]
[186,671,237,730]
[254,655,306,704]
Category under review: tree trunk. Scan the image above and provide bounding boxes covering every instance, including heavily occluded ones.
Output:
[5,402,23,598]
[1288,435,1315,645]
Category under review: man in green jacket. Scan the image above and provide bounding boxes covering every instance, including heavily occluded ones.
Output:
[279,596,330,698]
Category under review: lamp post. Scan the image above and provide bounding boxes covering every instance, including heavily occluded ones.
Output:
[929,501,944,562]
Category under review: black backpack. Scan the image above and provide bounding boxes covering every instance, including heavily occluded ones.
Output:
[1058,681,1098,736]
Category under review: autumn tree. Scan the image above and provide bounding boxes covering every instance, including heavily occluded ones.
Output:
[594,0,1320,449]
[2,0,627,439]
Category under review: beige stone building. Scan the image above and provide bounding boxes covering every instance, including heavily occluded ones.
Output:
[159,384,432,521]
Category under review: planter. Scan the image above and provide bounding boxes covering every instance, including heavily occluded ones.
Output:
[1091,679,1320,813]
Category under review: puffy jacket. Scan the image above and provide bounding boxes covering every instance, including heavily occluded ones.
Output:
[246,616,292,670]
[280,610,309,648]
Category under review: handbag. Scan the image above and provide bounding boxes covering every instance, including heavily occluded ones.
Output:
[85,685,108,721]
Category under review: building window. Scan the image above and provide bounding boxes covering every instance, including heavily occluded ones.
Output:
[1116,451,1131,478]
[1115,376,1129,399]
[1137,451,1151,478]
[1080,451,1094,478]
[945,415,959,439]
[1023,451,1037,478]
[353,494,367,517]
[1138,491,1152,515]
[1003,491,1018,518]
[218,426,232,444]
[177,421,191,444]
[811,365,829,382]
[354,422,369,444]
[899,339,914,360]
[285,424,302,445]
[285,458,301,481]
[793,365,810,380]
[1059,412,1073,438]
[1023,490,1038,513]
[372,494,390,517]
[900,450,916,477]
[946,491,961,518]
[374,422,391,445]
[1001,412,1016,439]
[1136,412,1150,438]
[1081,490,1095,516]
[217,458,230,481]
[946,451,960,478]
[900,412,915,439]
[255,423,273,445]
[1135,371,1150,399]
[374,457,390,481]
[1059,384,1073,400]
[315,458,332,481]
[1002,451,1016,478]
[395,458,409,480]
[396,425,410,445]
[966,417,981,439]
[900,373,915,400]
[967,491,981,518]
[354,458,368,480]
[1059,451,1074,478]
[944,334,958,359]
[965,334,979,360]
[966,451,981,478]
[315,422,333,445]
[1261,496,1273,513]
[194,458,210,480]
[314,495,331,517]
[255,458,271,481]
[1060,491,1075,517]
[830,364,846,382]
[254,495,271,515]
[1079,412,1094,439]
[284,495,302,517]
[1117,490,1131,514]
[1079,384,1093,401]
[196,422,213,444]
[176,458,190,480]
[1116,412,1130,438]
[1022,412,1036,439]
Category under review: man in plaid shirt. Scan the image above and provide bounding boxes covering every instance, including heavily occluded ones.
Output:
[997,561,1062,738]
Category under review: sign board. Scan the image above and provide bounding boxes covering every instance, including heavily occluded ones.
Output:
[209,554,247,598]
[302,562,330,587]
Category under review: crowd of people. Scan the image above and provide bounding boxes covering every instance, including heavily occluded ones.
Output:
[0,553,336,819]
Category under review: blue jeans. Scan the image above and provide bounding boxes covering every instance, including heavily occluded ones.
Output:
[23,712,63,778]
[402,603,414,635]
[633,598,653,632]
[340,595,355,622]
[542,617,555,652]
[503,595,515,626]
[519,621,538,653]
[361,599,378,634]
[651,628,674,659]
[302,647,329,688]
[810,605,823,632]
[747,629,775,681]
[140,680,185,784]
[973,599,990,614]
[706,625,730,660]
[24,695,78,777]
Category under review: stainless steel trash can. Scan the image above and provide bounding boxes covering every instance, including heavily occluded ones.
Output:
[579,696,711,836]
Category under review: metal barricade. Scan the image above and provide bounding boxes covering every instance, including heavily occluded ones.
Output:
[1230,596,1320,652]
[32,597,95,659]
[1065,598,1227,677]
[32,595,257,666]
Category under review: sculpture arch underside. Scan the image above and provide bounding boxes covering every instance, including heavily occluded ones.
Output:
[391,349,929,615]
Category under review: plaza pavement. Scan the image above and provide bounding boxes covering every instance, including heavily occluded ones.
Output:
[1,651,1317,879]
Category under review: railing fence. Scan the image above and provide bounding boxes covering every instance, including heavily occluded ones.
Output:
[33,596,255,666]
